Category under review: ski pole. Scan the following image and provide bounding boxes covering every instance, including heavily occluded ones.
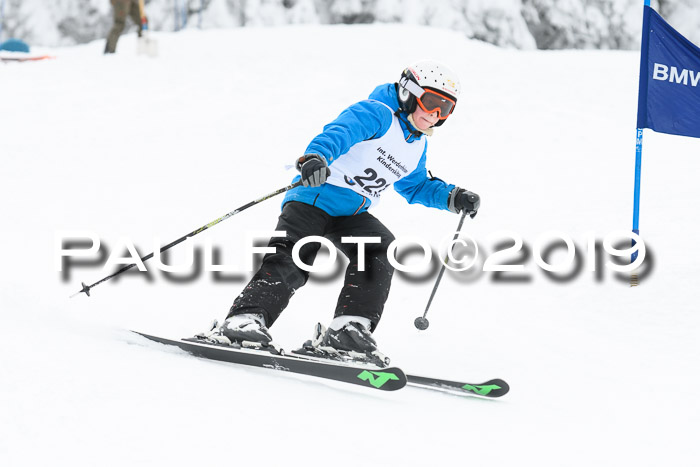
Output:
[71,180,302,298]
[414,209,470,331]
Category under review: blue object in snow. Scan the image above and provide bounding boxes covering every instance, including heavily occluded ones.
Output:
[0,38,30,53]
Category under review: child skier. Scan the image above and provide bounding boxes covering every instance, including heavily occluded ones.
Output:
[213,60,480,361]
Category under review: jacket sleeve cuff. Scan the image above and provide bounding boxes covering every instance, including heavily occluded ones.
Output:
[447,186,463,213]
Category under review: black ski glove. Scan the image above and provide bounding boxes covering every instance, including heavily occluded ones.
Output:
[296,154,330,188]
[449,187,480,218]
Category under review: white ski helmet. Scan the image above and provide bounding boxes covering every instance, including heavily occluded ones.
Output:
[397,60,461,127]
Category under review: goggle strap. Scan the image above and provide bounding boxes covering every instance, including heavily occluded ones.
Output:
[399,76,425,99]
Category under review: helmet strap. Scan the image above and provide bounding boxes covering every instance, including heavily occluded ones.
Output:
[407,113,434,136]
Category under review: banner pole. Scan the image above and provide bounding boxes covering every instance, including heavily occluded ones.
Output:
[631,128,643,265]
[631,0,651,286]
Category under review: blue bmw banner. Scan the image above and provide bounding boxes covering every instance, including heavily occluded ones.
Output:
[637,5,700,138]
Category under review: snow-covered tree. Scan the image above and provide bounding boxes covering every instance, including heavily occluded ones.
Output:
[1,0,699,50]
[1,0,35,43]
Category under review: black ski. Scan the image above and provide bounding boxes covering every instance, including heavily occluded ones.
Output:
[132,331,406,392]
[406,375,509,398]
[290,350,509,398]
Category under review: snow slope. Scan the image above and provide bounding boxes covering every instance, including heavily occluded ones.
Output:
[1,26,699,466]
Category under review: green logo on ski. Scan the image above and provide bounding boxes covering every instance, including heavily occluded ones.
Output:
[462,383,501,395]
[357,370,400,388]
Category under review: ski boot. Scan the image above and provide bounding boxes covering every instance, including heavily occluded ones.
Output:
[294,318,390,368]
[194,314,281,355]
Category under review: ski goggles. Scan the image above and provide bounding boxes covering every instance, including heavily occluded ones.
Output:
[400,77,456,119]
[416,89,456,119]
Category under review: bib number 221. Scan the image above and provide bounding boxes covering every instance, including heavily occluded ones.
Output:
[344,168,389,196]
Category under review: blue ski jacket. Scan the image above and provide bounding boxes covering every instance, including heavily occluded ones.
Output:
[282,83,456,216]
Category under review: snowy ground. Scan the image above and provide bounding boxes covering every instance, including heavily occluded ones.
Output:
[2,25,700,466]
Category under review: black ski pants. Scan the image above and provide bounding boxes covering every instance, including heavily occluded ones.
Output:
[227,201,395,331]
